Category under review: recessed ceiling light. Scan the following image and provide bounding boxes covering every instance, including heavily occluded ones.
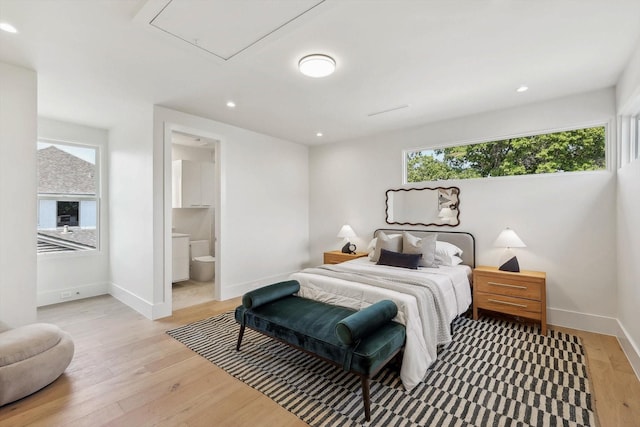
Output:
[316,132,323,137]
[298,54,336,78]
[226,101,236,108]
[0,22,17,34]
[516,85,529,93]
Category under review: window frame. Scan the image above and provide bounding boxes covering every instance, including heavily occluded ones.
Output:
[37,138,101,255]
[634,115,639,161]
[403,122,610,184]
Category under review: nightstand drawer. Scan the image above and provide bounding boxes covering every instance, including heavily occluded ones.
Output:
[473,266,547,335]
[475,274,542,300]
[475,292,542,319]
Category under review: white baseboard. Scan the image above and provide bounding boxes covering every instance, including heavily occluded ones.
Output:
[219,271,298,301]
[38,281,168,320]
[37,282,109,307]
[547,307,620,336]
[617,320,640,381]
[151,301,172,320]
[109,282,154,319]
[110,271,299,319]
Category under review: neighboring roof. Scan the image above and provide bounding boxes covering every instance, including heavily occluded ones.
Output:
[38,228,96,250]
[38,146,95,195]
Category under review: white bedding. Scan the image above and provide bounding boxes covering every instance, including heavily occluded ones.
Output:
[289,257,472,391]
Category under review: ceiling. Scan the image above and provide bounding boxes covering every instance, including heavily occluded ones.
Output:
[1,0,639,146]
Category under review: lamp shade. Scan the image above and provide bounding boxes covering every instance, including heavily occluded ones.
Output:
[493,227,526,248]
[337,224,356,239]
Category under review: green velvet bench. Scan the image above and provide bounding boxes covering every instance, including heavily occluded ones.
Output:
[234,280,406,421]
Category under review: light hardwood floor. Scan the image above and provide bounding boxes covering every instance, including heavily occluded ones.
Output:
[172,280,215,311]
[0,296,638,427]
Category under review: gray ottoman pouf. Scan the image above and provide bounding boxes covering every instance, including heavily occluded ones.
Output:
[0,321,74,406]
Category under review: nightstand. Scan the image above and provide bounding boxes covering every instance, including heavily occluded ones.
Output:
[323,250,368,265]
[473,266,547,335]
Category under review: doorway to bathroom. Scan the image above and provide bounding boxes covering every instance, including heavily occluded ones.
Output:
[170,130,219,310]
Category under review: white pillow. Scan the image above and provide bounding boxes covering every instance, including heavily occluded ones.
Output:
[450,255,464,266]
[369,232,402,262]
[367,238,377,258]
[366,237,378,251]
[402,231,438,268]
[435,241,463,266]
[367,234,402,250]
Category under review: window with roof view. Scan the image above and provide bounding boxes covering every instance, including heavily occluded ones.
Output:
[37,141,99,253]
[405,125,606,183]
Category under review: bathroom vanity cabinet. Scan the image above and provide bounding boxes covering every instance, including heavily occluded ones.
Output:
[172,233,190,283]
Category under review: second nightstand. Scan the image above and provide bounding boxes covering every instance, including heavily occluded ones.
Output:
[473,265,547,335]
[323,250,368,265]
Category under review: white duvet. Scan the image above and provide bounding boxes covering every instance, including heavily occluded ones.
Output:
[289,258,472,391]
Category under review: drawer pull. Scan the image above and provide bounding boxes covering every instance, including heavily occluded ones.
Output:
[488,298,527,308]
[488,281,527,290]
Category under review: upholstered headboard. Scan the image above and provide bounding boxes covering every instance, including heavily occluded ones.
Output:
[374,229,476,268]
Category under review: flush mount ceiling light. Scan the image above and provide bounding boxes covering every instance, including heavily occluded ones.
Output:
[226,101,236,108]
[298,54,336,78]
[516,85,529,93]
[316,132,323,137]
[0,22,18,33]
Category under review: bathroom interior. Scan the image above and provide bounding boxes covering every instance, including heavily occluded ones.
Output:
[171,130,217,310]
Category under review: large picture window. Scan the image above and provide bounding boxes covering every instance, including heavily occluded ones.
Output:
[37,141,99,253]
[405,125,606,183]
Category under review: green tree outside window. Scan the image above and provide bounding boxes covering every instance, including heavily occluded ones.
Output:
[406,126,606,183]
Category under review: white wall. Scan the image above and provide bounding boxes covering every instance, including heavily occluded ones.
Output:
[616,38,640,377]
[154,106,309,315]
[172,208,213,244]
[36,117,110,306]
[108,103,157,317]
[0,62,37,327]
[309,88,618,333]
[617,159,640,376]
[617,36,640,114]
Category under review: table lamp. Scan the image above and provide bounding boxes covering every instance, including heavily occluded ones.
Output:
[337,225,357,254]
[494,227,526,272]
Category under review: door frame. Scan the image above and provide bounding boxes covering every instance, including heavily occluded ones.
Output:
[163,122,222,309]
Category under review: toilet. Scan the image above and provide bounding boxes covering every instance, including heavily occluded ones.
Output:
[190,240,215,282]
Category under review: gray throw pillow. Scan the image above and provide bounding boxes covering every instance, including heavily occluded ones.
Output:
[402,231,438,268]
[371,231,403,262]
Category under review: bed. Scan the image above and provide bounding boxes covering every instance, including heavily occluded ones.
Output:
[290,229,475,391]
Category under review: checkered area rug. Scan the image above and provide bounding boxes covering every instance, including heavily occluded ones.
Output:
[167,312,596,426]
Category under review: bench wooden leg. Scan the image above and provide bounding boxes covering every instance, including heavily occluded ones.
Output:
[236,325,245,351]
[361,377,371,422]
